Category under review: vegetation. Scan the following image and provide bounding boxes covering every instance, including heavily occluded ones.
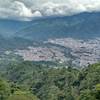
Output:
[0,61,100,100]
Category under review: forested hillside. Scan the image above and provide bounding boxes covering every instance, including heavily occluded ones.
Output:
[0,61,100,100]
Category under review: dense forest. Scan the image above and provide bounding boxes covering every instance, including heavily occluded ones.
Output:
[0,61,100,100]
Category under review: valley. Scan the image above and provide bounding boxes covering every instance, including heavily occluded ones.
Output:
[12,37,100,67]
[0,12,100,68]
[0,1,100,100]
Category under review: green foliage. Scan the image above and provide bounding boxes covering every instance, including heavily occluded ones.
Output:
[0,61,100,100]
[96,84,100,91]
[0,78,10,100]
[7,90,39,100]
[79,89,96,100]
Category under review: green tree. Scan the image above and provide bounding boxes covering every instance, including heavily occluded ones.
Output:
[0,79,10,100]
[79,89,96,100]
[7,90,39,100]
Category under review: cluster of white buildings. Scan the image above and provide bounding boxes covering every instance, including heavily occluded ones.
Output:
[15,38,100,67]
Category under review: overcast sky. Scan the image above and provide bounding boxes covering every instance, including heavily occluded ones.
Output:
[0,0,100,21]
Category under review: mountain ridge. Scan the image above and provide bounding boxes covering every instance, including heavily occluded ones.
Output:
[15,12,100,41]
[0,12,100,40]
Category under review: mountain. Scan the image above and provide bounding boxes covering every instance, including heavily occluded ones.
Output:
[0,19,29,37]
[15,12,100,41]
[0,12,100,41]
[0,35,33,51]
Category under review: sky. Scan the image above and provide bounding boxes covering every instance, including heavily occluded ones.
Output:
[0,0,100,21]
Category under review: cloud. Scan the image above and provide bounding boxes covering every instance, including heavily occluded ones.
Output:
[0,0,42,21]
[40,2,86,16]
[40,0,100,16]
[0,0,100,21]
[11,1,33,17]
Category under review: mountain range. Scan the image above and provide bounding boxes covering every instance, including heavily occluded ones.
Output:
[0,12,100,41]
